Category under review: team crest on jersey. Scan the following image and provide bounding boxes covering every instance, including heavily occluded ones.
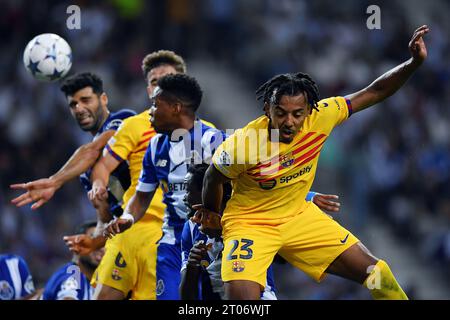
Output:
[232,261,245,273]
[112,268,122,281]
[156,279,165,296]
[219,151,231,166]
[258,179,277,190]
[280,152,294,168]
[61,276,79,291]
[0,280,14,300]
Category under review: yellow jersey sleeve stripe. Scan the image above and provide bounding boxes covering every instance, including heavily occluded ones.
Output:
[248,133,326,177]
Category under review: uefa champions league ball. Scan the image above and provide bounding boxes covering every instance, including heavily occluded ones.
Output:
[23,33,72,81]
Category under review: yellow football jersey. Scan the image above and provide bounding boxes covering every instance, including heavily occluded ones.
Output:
[106,111,165,220]
[212,96,351,225]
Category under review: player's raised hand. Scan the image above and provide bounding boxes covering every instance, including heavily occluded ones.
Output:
[409,25,429,64]
[312,193,341,213]
[187,240,210,268]
[191,204,222,239]
[63,233,106,255]
[102,218,133,238]
[88,182,109,211]
[88,181,108,202]
[10,178,59,210]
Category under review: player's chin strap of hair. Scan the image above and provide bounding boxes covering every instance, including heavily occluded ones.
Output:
[119,211,135,225]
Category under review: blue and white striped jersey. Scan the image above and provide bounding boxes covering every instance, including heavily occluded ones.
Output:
[137,120,226,245]
[79,109,136,216]
[42,262,92,300]
[0,254,35,300]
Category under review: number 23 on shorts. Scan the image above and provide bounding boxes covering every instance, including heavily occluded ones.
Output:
[226,238,254,260]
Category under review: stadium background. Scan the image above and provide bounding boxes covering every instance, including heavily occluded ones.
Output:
[1,0,449,299]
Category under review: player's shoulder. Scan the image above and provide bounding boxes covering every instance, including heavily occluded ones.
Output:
[0,254,29,270]
[315,96,352,115]
[199,118,216,129]
[43,262,80,300]
[44,263,78,289]
[234,115,269,136]
[102,109,137,132]
[121,110,151,128]
[111,108,137,120]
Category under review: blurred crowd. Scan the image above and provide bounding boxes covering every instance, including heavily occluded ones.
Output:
[1,0,449,298]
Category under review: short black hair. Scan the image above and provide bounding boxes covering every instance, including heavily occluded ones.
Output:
[256,72,320,112]
[76,220,97,235]
[60,72,104,97]
[157,74,203,112]
[187,164,232,204]
[187,163,210,191]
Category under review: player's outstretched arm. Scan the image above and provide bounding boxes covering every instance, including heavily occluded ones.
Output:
[345,25,429,113]
[10,130,115,210]
[103,190,155,238]
[63,233,107,256]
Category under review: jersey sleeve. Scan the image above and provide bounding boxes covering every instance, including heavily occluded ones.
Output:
[17,256,35,297]
[106,118,141,162]
[202,128,228,165]
[136,139,158,192]
[180,221,194,273]
[316,96,352,130]
[104,109,136,131]
[211,129,248,179]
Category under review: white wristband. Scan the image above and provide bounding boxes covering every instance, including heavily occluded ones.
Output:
[120,212,135,225]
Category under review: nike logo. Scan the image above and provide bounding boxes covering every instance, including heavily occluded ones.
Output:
[340,234,349,244]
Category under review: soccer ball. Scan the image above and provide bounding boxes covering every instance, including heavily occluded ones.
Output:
[23,33,72,82]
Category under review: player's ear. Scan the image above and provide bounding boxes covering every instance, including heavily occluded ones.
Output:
[100,92,108,107]
[263,102,270,117]
[173,102,182,114]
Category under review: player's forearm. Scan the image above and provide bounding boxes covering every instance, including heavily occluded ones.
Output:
[370,58,420,99]
[91,159,111,190]
[96,205,113,225]
[125,190,154,223]
[202,169,223,213]
[50,143,100,187]
[353,58,421,112]
[179,268,200,300]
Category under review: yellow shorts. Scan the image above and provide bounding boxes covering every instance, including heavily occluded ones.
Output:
[221,202,359,288]
[91,215,162,300]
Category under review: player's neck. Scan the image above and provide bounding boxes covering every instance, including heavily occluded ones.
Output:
[77,261,95,281]
[176,115,196,132]
[90,110,111,136]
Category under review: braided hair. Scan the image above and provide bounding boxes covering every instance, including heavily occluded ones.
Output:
[256,72,320,113]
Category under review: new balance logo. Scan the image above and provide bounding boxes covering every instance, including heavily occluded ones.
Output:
[156,159,168,167]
